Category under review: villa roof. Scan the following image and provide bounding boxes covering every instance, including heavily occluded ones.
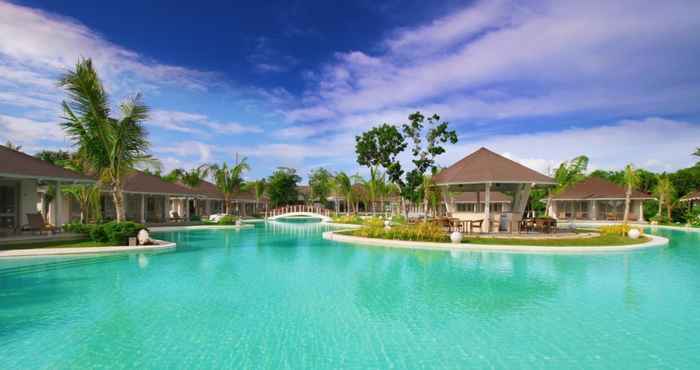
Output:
[0,145,94,182]
[453,191,511,203]
[231,187,268,202]
[680,190,700,202]
[121,171,196,196]
[179,179,224,199]
[433,147,556,186]
[550,177,654,200]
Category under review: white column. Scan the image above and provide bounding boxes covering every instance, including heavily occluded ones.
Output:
[54,181,62,226]
[590,200,597,220]
[441,186,453,215]
[140,194,146,223]
[484,183,491,232]
[638,200,645,221]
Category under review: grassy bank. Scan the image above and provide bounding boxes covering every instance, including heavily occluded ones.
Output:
[340,225,649,247]
[0,240,113,251]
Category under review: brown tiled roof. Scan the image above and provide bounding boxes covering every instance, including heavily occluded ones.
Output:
[434,147,555,185]
[121,171,195,196]
[0,146,94,182]
[551,177,654,200]
[178,180,224,199]
[680,190,700,202]
[453,191,511,203]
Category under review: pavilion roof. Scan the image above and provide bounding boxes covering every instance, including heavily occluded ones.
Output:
[433,147,555,186]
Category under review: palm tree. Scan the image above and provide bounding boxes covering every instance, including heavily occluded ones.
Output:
[59,58,154,222]
[62,184,101,223]
[178,165,211,188]
[252,179,267,214]
[654,176,675,220]
[334,172,354,214]
[211,158,250,214]
[363,167,384,214]
[622,164,640,226]
[418,175,440,220]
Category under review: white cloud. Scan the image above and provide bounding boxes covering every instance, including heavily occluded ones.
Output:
[149,110,263,135]
[440,117,700,173]
[0,114,67,147]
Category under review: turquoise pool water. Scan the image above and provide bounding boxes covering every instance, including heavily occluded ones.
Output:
[1,223,699,368]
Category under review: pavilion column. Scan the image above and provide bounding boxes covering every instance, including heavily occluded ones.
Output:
[638,201,644,222]
[140,194,146,223]
[484,182,491,233]
[590,200,597,220]
[441,186,453,215]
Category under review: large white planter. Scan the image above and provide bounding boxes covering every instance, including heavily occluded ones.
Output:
[450,231,463,244]
[137,229,150,245]
[628,228,641,239]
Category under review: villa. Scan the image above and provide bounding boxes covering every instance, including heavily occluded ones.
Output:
[0,146,94,235]
[547,177,654,222]
[680,190,700,209]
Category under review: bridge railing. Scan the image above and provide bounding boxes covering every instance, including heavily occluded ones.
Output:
[265,205,332,218]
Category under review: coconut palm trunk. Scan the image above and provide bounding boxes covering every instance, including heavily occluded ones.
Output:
[113,183,126,222]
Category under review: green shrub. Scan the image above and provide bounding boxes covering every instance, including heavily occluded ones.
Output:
[599,224,641,236]
[83,221,144,244]
[64,222,95,235]
[190,214,202,222]
[331,214,363,225]
[218,215,238,225]
[363,217,385,228]
[352,222,448,242]
[391,215,407,225]
[89,224,109,242]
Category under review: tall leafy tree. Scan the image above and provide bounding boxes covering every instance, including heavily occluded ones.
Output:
[334,171,355,213]
[401,113,458,208]
[62,184,101,223]
[553,155,589,192]
[253,179,267,211]
[622,164,640,226]
[60,58,155,222]
[267,167,301,208]
[308,168,334,205]
[211,158,250,214]
[355,112,457,217]
[178,164,211,188]
[654,176,675,220]
[35,150,71,167]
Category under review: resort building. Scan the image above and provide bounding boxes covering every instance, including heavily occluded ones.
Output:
[449,191,512,220]
[679,190,700,209]
[547,177,654,222]
[0,146,95,232]
[434,147,556,232]
[100,170,196,223]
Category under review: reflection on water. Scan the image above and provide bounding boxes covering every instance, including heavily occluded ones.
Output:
[0,223,699,368]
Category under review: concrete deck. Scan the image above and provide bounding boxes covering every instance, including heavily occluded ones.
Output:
[0,239,176,259]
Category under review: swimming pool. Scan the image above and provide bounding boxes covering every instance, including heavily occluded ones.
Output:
[1,222,699,368]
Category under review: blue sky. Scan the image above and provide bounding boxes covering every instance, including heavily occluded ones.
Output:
[1,0,699,182]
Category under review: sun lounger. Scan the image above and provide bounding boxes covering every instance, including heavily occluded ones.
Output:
[22,213,58,235]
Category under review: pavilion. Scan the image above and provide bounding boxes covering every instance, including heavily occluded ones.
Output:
[433,147,556,232]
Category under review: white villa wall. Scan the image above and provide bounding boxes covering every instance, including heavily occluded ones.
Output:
[19,179,38,226]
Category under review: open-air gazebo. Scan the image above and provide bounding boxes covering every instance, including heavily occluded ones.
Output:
[433,147,556,232]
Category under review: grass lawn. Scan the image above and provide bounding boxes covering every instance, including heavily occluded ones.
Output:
[339,229,650,247]
[0,239,113,251]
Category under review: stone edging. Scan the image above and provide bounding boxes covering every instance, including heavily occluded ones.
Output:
[0,239,176,259]
[322,230,669,255]
[148,224,254,232]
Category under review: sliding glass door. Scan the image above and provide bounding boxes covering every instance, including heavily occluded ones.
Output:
[0,182,18,230]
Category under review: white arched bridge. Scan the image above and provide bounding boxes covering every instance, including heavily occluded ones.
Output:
[266,205,332,222]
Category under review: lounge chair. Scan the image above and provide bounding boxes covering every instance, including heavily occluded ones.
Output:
[468,219,484,233]
[169,211,184,223]
[22,213,58,235]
